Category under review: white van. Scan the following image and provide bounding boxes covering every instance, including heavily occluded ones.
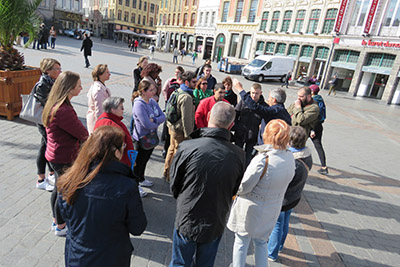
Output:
[242,55,295,83]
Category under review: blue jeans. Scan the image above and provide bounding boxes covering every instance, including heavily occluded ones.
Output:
[232,233,268,267]
[170,229,221,267]
[267,209,293,260]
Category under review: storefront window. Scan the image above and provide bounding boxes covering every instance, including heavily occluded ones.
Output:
[256,41,264,53]
[265,42,275,54]
[293,10,305,33]
[270,11,280,32]
[322,9,337,34]
[315,47,329,59]
[366,53,396,68]
[228,34,239,57]
[281,10,292,32]
[334,50,360,63]
[307,9,320,33]
[260,12,269,31]
[288,44,299,56]
[300,45,313,57]
[240,35,252,59]
[276,43,286,54]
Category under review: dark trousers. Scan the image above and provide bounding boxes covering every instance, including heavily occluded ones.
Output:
[84,54,90,67]
[36,124,54,175]
[133,141,154,182]
[311,122,326,167]
[49,162,70,225]
[170,229,221,267]
[161,122,171,153]
[235,139,257,167]
[50,37,56,48]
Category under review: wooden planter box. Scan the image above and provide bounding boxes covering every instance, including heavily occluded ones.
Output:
[0,67,41,120]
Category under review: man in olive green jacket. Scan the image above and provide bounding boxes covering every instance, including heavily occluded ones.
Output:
[287,87,319,137]
[164,71,196,181]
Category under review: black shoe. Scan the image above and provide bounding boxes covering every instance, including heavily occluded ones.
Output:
[317,167,328,175]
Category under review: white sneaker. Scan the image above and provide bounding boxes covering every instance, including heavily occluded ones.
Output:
[55,225,68,237]
[47,173,56,185]
[36,179,54,192]
[51,222,57,231]
[138,186,148,198]
[139,179,154,187]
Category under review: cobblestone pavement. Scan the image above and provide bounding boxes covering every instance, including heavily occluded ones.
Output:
[0,37,399,266]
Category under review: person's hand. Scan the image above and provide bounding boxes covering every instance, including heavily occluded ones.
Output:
[310,130,316,139]
[232,78,244,92]
[294,99,301,108]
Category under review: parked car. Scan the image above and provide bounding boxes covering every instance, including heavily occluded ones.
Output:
[242,55,295,83]
[63,29,75,38]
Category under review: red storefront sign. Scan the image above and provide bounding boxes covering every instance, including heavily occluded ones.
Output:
[334,0,349,33]
[361,39,400,49]
[364,0,379,33]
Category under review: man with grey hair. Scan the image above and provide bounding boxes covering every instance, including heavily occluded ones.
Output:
[169,101,245,267]
[233,79,291,145]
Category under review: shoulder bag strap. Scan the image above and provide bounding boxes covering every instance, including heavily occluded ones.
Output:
[297,158,310,174]
[260,155,269,180]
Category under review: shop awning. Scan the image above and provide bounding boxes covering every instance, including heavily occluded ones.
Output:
[331,62,357,70]
[362,66,392,75]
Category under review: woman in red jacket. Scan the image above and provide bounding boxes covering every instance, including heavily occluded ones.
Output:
[42,71,89,236]
[93,97,134,168]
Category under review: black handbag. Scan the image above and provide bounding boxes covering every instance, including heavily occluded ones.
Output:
[134,122,159,150]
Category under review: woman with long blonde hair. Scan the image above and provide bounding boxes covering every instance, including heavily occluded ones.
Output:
[227,119,295,267]
[42,71,88,236]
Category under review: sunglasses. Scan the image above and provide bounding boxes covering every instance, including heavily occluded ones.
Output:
[201,82,208,85]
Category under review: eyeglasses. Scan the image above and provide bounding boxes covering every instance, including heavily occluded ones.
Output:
[52,67,62,71]
[201,82,208,85]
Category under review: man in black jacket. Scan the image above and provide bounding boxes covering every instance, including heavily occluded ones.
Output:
[170,102,245,267]
[80,33,93,68]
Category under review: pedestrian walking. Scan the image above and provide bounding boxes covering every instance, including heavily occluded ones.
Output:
[149,44,155,59]
[80,33,93,68]
[172,48,179,64]
[191,51,197,65]
[49,26,57,49]
[134,39,139,51]
[309,84,328,174]
[328,75,338,96]
[42,71,89,236]
[227,119,295,267]
[32,58,62,191]
[86,64,112,134]
[169,102,245,267]
[57,126,147,267]
[281,70,292,88]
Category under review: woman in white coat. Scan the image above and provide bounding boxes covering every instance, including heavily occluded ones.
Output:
[86,64,111,134]
[227,119,295,267]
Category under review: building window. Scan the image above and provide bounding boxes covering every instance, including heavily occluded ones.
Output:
[183,13,188,26]
[119,0,122,5]
[322,9,338,34]
[133,0,136,8]
[150,17,154,27]
[199,12,203,25]
[281,10,292,32]
[248,0,258,23]
[293,10,305,33]
[276,43,286,54]
[177,13,180,25]
[143,16,146,25]
[222,2,229,22]
[190,13,196,26]
[307,9,320,33]
[288,44,299,56]
[366,53,396,68]
[228,34,239,57]
[260,12,269,31]
[185,0,188,6]
[270,11,280,32]
[235,0,244,23]
[150,3,155,13]
[205,12,209,25]
[300,45,313,57]
[131,13,135,23]
[125,0,129,7]
[256,41,264,53]
[315,47,329,59]
[240,35,252,59]
[383,0,400,27]
[334,50,360,63]
[350,0,371,27]
[265,42,275,54]
[144,2,147,11]
[173,14,176,25]
[211,12,216,24]
[118,10,122,20]
[168,14,171,25]
[139,0,142,9]
[160,0,163,8]
[193,0,196,4]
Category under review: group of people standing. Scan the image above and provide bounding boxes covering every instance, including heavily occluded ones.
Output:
[31,53,329,266]
[32,24,57,50]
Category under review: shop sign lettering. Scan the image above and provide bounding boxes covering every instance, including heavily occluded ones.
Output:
[361,40,400,49]
[363,0,379,34]
[334,0,348,33]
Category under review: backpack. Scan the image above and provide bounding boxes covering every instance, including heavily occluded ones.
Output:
[166,79,180,100]
[313,97,326,123]
[165,89,183,123]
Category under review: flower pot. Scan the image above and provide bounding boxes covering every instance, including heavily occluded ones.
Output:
[0,67,41,120]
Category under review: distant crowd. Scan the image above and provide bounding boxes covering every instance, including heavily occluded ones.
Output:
[29,52,328,266]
